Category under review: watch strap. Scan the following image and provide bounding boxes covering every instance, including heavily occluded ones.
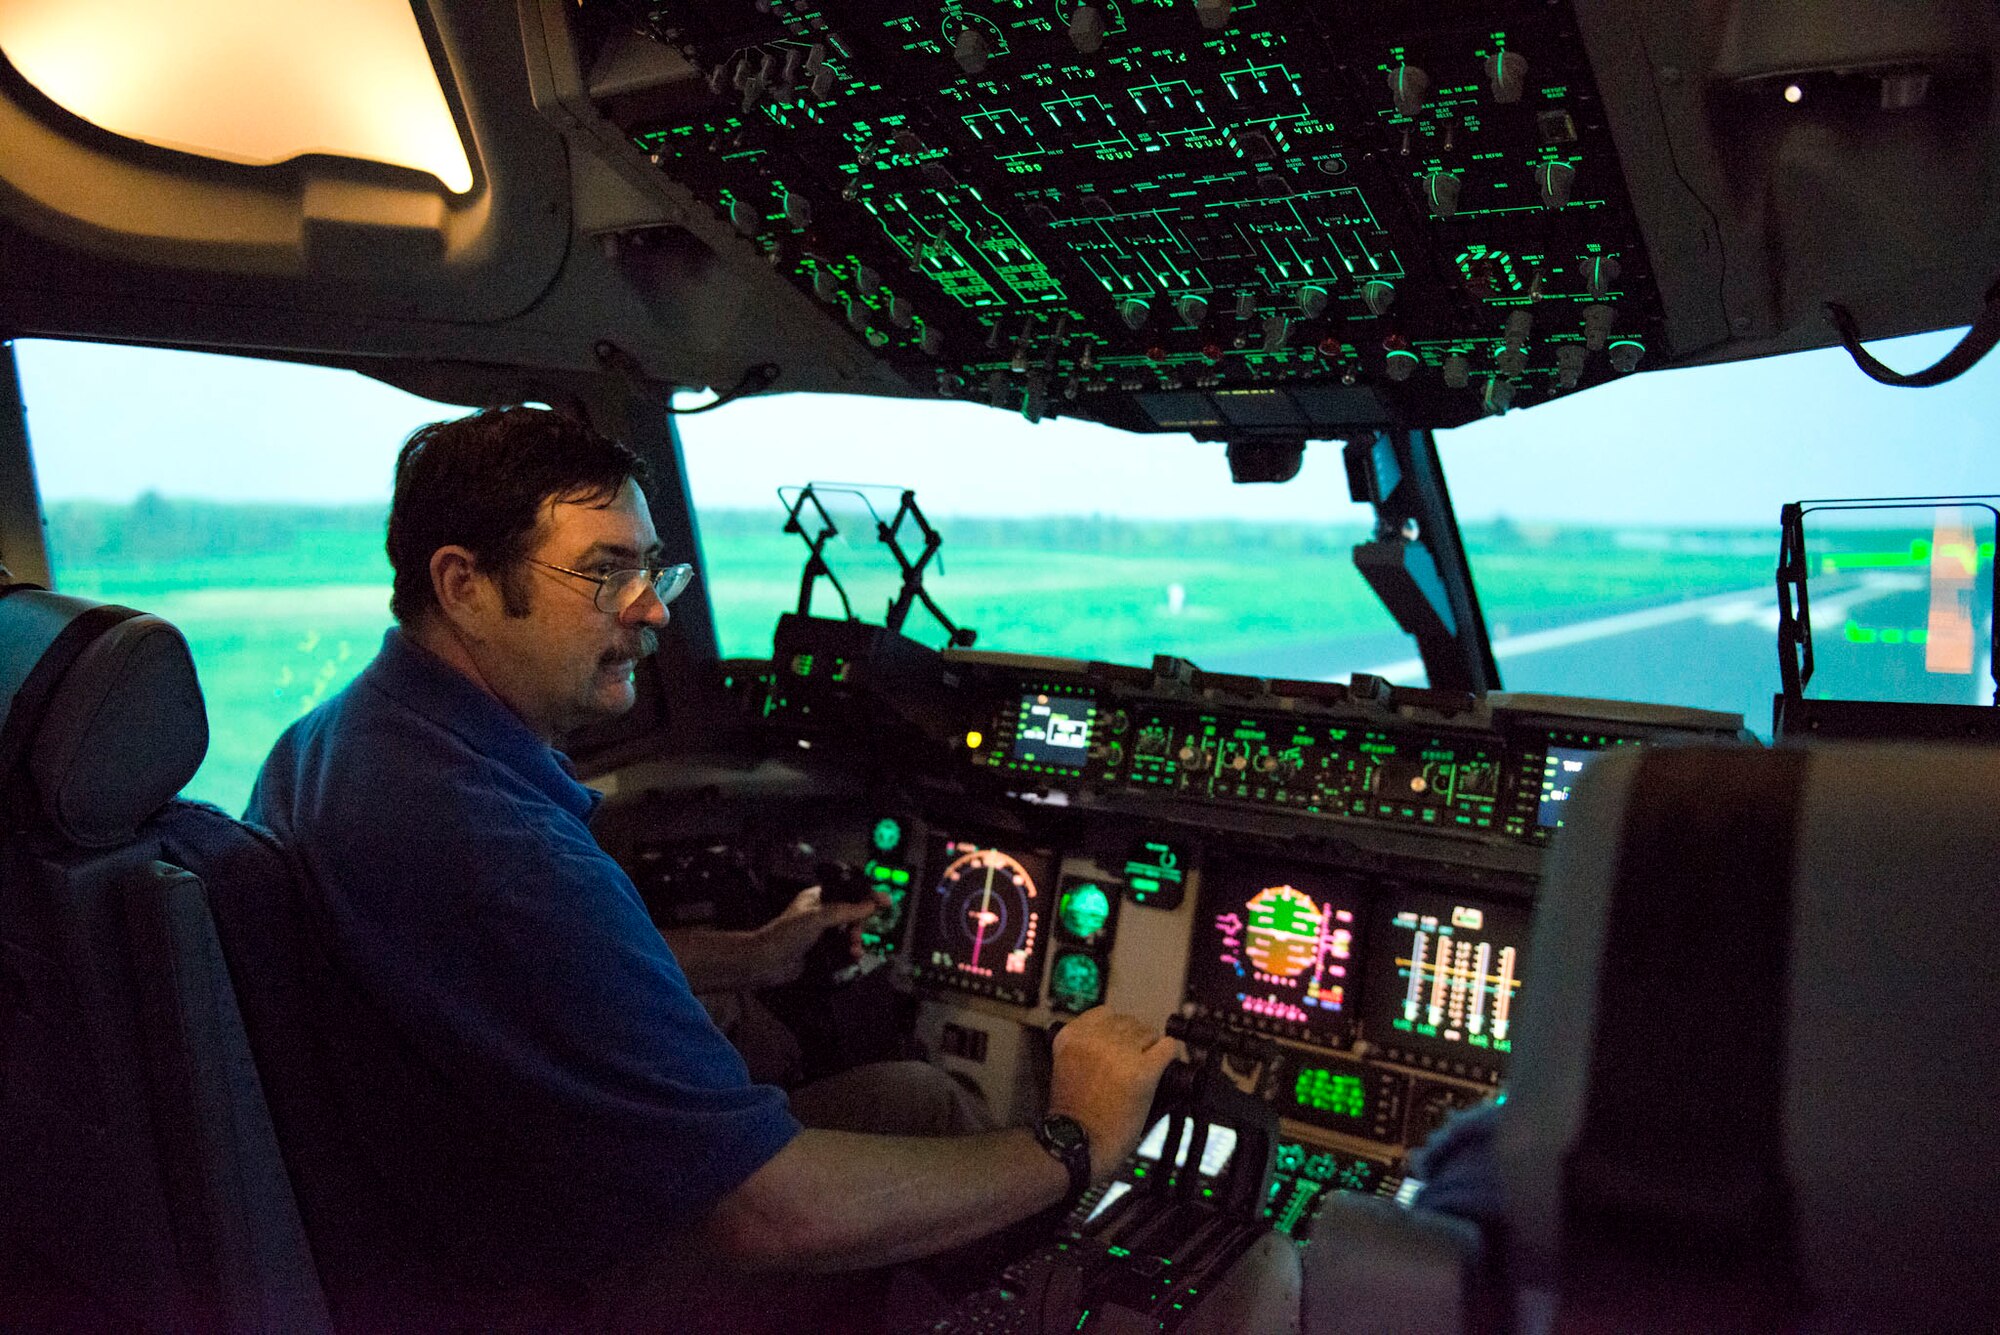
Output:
[1034,1113,1092,1212]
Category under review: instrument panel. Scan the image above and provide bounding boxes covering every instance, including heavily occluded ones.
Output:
[629,622,1745,1181]
[957,671,1703,850]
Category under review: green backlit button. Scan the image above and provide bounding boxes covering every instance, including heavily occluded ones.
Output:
[872,817,903,853]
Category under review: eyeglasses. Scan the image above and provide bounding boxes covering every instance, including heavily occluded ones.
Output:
[526,559,696,614]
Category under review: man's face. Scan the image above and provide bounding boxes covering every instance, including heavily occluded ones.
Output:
[478,478,669,740]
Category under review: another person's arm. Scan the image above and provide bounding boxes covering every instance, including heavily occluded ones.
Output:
[701,1008,1180,1272]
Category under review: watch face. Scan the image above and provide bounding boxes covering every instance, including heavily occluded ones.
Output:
[1042,1115,1087,1153]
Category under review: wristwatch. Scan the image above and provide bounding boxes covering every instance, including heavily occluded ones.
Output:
[1034,1113,1093,1212]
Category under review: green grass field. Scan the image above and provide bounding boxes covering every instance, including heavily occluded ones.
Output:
[46,499,1782,813]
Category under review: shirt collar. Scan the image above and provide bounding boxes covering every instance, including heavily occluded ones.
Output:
[364,627,602,822]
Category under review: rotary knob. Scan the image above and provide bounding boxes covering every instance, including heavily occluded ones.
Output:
[1070,5,1106,53]
[1389,64,1431,117]
[1424,171,1462,218]
[1485,50,1528,103]
[954,27,991,75]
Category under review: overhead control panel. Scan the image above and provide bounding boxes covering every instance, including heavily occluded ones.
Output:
[577,0,1667,431]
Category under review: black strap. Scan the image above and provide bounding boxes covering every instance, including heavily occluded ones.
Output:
[1825,276,2000,388]
[0,598,144,822]
[1558,748,1810,1334]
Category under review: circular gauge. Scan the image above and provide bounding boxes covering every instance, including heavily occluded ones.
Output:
[1244,884,1324,979]
[1049,951,1104,1013]
[932,847,1043,979]
[1057,882,1113,943]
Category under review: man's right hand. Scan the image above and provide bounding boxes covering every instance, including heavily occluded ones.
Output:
[1046,1008,1183,1180]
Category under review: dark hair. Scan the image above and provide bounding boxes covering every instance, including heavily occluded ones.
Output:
[387,406,649,623]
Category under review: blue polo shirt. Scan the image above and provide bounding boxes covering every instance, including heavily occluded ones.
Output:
[247,628,799,1300]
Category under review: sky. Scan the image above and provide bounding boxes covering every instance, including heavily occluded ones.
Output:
[16,326,1998,526]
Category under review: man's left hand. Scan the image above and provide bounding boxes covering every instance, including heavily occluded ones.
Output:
[750,886,889,988]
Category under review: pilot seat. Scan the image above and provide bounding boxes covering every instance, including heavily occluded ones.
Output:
[0,584,329,1331]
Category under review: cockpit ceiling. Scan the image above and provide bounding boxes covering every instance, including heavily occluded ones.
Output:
[579,0,1669,434]
[0,1,1991,429]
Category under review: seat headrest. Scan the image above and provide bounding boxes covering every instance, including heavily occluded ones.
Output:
[0,585,207,847]
[1501,742,2000,1330]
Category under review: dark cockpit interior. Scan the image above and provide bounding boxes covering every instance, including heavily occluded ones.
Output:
[1,2,1997,1331]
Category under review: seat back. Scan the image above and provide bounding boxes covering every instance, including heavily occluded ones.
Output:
[0,585,328,1331]
[1502,743,2000,1335]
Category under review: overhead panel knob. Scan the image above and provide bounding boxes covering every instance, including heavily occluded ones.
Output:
[889,296,916,329]
[1234,291,1257,321]
[954,27,991,75]
[1383,336,1419,381]
[1195,0,1232,31]
[1503,308,1533,352]
[729,197,762,236]
[856,263,882,295]
[812,268,839,302]
[1555,343,1587,387]
[1582,303,1615,351]
[1362,279,1397,316]
[1176,294,1210,327]
[1298,285,1330,318]
[1485,50,1528,103]
[1608,339,1646,373]
[1070,5,1106,53]
[1262,315,1291,351]
[1442,353,1471,389]
[921,325,946,357]
[1120,296,1152,330]
[784,191,812,228]
[1388,64,1431,117]
[1483,377,1515,414]
[1584,254,1622,298]
[845,297,872,333]
[1424,171,1462,218]
[1535,161,1575,210]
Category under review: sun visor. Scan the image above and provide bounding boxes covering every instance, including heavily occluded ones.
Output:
[0,587,207,847]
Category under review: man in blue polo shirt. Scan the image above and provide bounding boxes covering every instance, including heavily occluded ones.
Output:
[249,407,1178,1327]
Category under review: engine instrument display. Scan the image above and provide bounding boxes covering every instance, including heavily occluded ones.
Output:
[911,838,1056,1004]
[1184,858,1366,1045]
[1361,891,1529,1076]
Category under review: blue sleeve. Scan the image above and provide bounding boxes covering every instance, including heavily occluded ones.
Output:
[276,710,800,1259]
[1407,1101,1505,1230]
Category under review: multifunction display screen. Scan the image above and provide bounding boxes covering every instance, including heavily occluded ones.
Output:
[910,838,1056,1006]
[1009,692,1094,769]
[1361,892,1529,1069]
[1184,859,1366,1045]
[1537,746,1598,829]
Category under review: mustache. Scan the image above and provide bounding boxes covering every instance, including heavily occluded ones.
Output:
[600,627,659,664]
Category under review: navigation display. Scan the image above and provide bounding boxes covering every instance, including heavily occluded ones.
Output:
[1361,892,1529,1070]
[1184,858,1366,1045]
[910,837,1056,1005]
[1537,746,1598,829]
[1009,692,1095,769]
